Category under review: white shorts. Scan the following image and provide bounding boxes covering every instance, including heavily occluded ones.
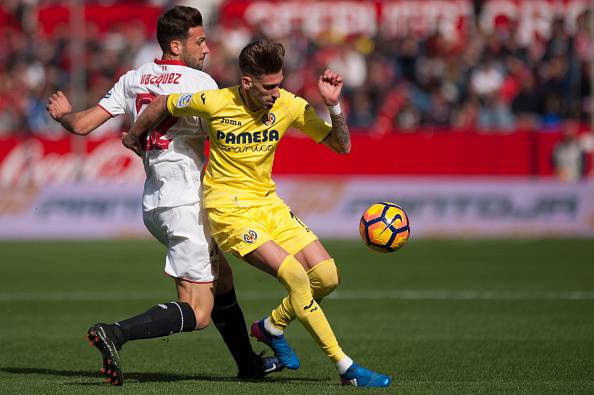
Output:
[143,202,219,283]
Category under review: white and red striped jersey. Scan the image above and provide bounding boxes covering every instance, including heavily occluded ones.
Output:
[99,59,217,211]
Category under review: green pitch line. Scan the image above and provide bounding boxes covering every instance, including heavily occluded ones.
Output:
[0,239,593,394]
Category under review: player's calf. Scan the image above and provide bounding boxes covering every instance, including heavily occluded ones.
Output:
[175,278,215,330]
[86,301,197,385]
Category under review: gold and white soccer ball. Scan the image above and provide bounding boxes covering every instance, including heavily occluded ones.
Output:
[359,202,410,253]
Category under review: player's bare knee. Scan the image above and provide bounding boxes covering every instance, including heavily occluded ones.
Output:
[186,294,214,329]
[192,307,211,330]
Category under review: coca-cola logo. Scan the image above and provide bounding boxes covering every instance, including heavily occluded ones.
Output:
[0,138,145,187]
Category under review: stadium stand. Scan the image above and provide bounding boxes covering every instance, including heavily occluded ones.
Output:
[0,1,592,136]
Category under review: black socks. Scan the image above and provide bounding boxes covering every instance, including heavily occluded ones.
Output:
[211,288,259,371]
[108,290,258,374]
[113,301,197,346]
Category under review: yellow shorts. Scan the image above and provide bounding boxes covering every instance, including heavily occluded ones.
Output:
[207,195,318,257]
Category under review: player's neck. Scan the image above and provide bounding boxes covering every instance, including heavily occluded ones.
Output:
[161,53,181,62]
[238,86,262,112]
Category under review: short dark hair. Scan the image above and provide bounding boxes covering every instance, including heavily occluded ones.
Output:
[239,39,285,77]
[156,6,203,53]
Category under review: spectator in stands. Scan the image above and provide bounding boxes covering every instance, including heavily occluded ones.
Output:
[552,122,587,182]
[544,18,574,60]
[511,70,540,129]
[328,40,367,92]
[394,94,422,132]
[452,95,480,131]
[348,90,374,129]
[423,88,452,128]
[541,94,564,131]
[477,95,515,132]
[0,2,591,136]
[542,56,572,104]
[471,58,503,99]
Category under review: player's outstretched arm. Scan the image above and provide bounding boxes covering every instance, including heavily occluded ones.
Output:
[46,91,111,135]
[318,69,351,154]
[122,94,169,156]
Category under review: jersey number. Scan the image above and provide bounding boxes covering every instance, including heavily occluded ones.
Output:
[290,211,311,232]
[135,93,176,151]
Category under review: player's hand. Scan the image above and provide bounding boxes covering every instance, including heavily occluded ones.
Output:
[122,132,141,157]
[46,91,72,122]
[318,69,343,106]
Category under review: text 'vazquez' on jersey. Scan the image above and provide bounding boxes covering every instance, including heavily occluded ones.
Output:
[167,87,332,208]
[98,59,218,211]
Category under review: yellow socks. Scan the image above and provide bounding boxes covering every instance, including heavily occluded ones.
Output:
[308,259,340,301]
[269,296,294,331]
[274,255,345,362]
[270,259,339,330]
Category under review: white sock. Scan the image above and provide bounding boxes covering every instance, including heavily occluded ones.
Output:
[336,355,354,375]
[263,316,283,336]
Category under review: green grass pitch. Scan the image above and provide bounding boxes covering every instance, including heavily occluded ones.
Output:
[0,239,593,394]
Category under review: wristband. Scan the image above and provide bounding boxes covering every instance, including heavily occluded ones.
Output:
[327,103,342,115]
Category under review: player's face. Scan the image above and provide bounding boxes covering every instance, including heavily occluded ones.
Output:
[246,71,283,110]
[180,26,209,70]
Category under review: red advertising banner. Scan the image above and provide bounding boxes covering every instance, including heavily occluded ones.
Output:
[0,136,144,187]
[220,0,472,41]
[36,4,162,37]
[0,131,571,188]
[0,133,591,240]
[28,1,591,42]
[219,0,589,41]
[480,0,590,44]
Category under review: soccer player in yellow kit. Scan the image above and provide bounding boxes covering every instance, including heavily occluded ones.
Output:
[123,39,391,387]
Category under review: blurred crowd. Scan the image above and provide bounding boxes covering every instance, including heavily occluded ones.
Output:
[0,1,592,138]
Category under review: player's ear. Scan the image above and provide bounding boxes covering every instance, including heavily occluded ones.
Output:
[169,40,183,56]
[241,75,252,90]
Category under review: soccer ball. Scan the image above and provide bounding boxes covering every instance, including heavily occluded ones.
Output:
[359,202,410,253]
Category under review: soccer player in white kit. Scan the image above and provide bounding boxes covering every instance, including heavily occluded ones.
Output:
[46,6,281,386]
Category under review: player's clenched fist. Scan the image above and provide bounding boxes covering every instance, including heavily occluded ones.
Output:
[318,69,343,106]
[46,91,72,122]
[122,132,141,157]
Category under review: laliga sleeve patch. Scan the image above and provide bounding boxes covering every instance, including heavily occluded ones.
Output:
[177,94,193,108]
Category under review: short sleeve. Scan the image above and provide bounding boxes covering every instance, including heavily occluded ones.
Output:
[183,72,219,133]
[203,74,218,90]
[98,71,130,116]
[289,95,332,143]
[167,90,214,118]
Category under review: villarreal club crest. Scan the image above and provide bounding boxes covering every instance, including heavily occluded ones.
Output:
[359,202,410,253]
[262,112,276,126]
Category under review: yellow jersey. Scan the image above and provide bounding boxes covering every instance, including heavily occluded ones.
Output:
[167,86,331,208]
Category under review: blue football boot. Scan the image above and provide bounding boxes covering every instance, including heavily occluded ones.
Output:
[340,363,392,387]
[260,355,285,375]
[236,353,284,379]
[250,319,300,370]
